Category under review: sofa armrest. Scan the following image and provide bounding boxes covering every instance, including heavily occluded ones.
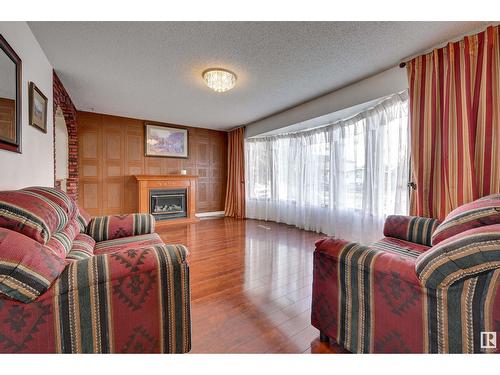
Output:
[383,215,440,247]
[312,237,423,352]
[87,213,155,242]
[51,243,190,353]
[315,237,421,285]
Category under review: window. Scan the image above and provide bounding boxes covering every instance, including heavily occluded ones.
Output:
[245,92,409,243]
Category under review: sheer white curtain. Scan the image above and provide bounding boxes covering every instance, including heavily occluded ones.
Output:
[245,91,409,244]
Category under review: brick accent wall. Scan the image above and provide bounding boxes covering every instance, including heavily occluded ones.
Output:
[53,71,78,201]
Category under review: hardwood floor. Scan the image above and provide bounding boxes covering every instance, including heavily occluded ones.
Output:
[157,217,348,354]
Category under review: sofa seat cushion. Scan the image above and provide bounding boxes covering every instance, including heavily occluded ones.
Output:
[66,233,95,261]
[0,228,66,302]
[432,194,500,245]
[94,233,164,255]
[0,189,70,244]
[372,237,430,259]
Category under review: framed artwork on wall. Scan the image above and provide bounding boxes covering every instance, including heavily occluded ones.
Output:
[0,34,22,153]
[145,123,189,158]
[28,82,48,133]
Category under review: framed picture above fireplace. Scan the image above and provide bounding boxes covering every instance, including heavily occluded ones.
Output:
[145,123,188,158]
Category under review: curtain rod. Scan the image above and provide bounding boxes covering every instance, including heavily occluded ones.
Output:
[398,22,498,69]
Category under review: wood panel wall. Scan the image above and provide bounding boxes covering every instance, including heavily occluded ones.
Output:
[0,98,15,142]
[77,111,228,217]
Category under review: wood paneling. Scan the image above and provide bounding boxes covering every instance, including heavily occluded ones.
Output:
[157,218,347,354]
[0,98,15,142]
[77,111,227,216]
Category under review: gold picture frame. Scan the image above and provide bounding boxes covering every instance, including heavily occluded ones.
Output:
[29,82,48,133]
[144,123,189,158]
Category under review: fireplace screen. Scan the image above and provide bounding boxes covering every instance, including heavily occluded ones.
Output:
[150,189,187,220]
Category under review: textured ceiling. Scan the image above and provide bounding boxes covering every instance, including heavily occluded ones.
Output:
[29,21,489,130]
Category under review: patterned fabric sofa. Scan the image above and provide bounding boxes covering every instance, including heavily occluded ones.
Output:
[312,194,500,353]
[0,186,191,353]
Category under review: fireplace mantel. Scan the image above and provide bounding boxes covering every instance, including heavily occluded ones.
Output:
[134,175,199,226]
[134,174,199,182]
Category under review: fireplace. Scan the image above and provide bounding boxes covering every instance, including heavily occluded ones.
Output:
[150,189,187,221]
[135,175,199,227]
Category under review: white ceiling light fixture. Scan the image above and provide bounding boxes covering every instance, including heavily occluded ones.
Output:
[203,68,237,93]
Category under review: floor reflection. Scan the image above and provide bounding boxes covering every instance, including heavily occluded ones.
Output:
[157,218,344,353]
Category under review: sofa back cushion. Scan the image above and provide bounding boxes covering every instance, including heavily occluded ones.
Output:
[0,228,66,302]
[431,194,500,245]
[0,189,69,244]
[416,224,500,288]
[22,186,78,219]
[76,205,91,233]
[45,218,81,258]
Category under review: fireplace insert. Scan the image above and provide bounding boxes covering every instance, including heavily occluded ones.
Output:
[149,189,187,220]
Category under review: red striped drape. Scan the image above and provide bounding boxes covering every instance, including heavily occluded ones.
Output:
[224,127,246,218]
[407,25,500,219]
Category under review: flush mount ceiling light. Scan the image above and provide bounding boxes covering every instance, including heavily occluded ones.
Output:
[202,68,237,92]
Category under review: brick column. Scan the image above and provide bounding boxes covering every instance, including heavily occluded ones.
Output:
[53,71,79,201]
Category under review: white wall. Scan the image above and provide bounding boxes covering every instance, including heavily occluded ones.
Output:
[0,22,54,189]
[245,66,408,138]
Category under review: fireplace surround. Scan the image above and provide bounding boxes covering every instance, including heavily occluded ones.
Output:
[135,174,199,226]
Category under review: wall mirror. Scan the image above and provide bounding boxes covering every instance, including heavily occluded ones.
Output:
[0,34,22,153]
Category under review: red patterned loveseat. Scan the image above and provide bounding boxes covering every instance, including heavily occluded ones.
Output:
[312,194,500,353]
[0,186,191,353]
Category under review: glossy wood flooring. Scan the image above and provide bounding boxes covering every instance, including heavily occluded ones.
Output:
[157,217,348,354]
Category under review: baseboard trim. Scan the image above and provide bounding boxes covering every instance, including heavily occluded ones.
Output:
[195,211,225,218]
